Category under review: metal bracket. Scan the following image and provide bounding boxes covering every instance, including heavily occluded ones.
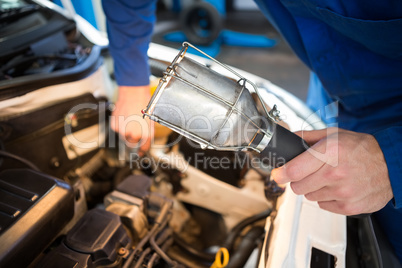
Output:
[268,105,281,122]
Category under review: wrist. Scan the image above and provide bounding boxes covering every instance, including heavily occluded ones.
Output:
[118,85,150,95]
[116,85,151,103]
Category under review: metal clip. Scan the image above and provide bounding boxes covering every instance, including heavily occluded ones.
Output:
[268,105,281,122]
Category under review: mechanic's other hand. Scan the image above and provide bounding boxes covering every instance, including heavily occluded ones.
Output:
[271,127,393,215]
[110,86,154,153]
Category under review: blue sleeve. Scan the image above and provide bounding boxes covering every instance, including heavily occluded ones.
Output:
[102,0,157,86]
[374,127,402,208]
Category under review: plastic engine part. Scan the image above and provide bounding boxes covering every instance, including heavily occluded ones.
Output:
[0,169,74,268]
[38,208,131,268]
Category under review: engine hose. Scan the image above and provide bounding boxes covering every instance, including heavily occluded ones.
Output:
[123,202,172,268]
[0,150,40,171]
[224,209,271,252]
[172,233,216,262]
[166,248,210,268]
[137,213,166,252]
[148,240,175,266]
[138,199,172,251]
[123,224,158,268]
[156,228,173,246]
[148,252,159,267]
[133,218,174,268]
[133,247,152,268]
[149,217,177,267]
[148,237,175,268]
[128,218,170,268]
[226,226,265,268]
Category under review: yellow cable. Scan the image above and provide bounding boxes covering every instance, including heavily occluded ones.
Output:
[210,247,229,268]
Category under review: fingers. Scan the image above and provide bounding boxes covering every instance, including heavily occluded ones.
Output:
[303,185,357,203]
[317,200,367,216]
[272,128,341,184]
[134,120,154,153]
[289,166,328,196]
[303,187,333,202]
[111,107,154,152]
[294,179,366,215]
[124,121,153,152]
[289,163,355,203]
[272,140,327,184]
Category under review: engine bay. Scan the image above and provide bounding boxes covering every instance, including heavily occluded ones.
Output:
[0,112,275,268]
[0,3,274,265]
[3,1,385,267]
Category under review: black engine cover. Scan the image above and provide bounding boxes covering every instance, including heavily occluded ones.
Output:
[0,169,74,268]
[38,209,131,268]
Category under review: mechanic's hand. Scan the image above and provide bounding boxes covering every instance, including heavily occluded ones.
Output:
[271,127,393,215]
[110,85,154,153]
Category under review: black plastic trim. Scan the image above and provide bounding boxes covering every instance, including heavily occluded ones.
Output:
[0,45,102,101]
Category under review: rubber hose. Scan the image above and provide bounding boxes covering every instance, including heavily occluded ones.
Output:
[227,226,265,268]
